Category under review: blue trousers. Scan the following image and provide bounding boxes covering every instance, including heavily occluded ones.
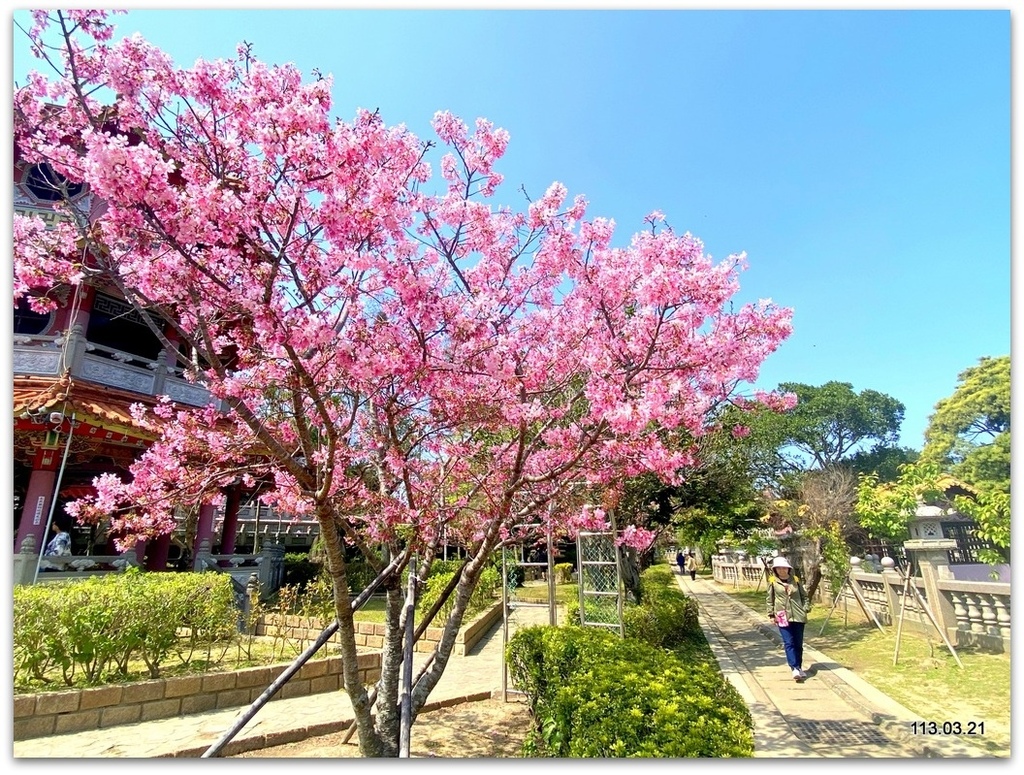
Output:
[777,621,805,669]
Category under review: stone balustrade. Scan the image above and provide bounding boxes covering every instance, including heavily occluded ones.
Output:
[12,536,140,586]
[710,555,767,586]
[14,327,214,407]
[940,580,1011,648]
[710,549,1010,653]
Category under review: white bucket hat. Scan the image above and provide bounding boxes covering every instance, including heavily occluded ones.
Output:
[771,556,793,569]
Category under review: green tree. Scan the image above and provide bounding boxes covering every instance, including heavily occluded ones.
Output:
[954,489,1010,565]
[848,445,919,482]
[734,381,906,599]
[920,355,1010,494]
[616,423,766,556]
[854,462,952,544]
[797,465,860,600]
[752,381,905,474]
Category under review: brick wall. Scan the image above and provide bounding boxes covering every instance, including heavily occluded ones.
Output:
[13,651,380,741]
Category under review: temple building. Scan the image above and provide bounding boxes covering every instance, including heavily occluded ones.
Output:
[12,153,320,574]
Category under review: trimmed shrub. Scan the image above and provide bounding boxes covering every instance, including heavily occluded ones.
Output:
[344,556,377,594]
[506,625,753,758]
[417,565,501,625]
[553,562,574,584]
[626,565,700,647]
[508,566,749,757]
[13,570,237,690]
[282,553,321,591]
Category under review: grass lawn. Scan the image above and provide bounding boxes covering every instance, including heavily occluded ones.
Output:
[351,596,387,623]
[713,580,1011,754]
[511,579,579,604]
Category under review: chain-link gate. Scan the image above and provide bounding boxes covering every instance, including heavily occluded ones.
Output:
[576,529,624,636]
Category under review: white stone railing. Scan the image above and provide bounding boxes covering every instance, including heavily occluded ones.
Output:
[15,329,213,407]
[826,571,1009,653]
[848,574,897,620]
[12,537,140,586]
[80,343,159,394]
[940,580,1011,649]
[710,555,767,585]
[13,334,65,376]
[193,541,286,600]
[710,553,1009,653]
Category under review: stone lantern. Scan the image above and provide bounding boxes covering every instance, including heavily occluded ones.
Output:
[903,502,959,635]
[904,502,957,578]
[906,503,948,541]
[906,500,974,542]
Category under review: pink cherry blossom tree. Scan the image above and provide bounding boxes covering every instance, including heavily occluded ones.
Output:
[14,10,793,756]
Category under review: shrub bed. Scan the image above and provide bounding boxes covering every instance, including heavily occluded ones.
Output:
[508,566,752,757]
[14,568,237,690]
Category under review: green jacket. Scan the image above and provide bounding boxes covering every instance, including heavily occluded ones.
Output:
[766,574,811,623]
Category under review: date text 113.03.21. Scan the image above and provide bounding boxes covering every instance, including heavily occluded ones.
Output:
[910,721,985,736]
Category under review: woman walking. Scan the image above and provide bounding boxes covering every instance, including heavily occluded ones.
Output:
[684,551,698,581]
[766,556,811,681]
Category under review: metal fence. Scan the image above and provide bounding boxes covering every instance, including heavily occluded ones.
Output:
[576,530,623,635]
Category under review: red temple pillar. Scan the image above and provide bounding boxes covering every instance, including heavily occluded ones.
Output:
[145,533,172,571]
[219,486,242,556]
[52,284,94,333]
[14,448,61,554]
[130,538,147,567]
[193,502,217,560]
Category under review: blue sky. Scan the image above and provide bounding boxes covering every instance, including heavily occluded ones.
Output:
[6,4,1012,451]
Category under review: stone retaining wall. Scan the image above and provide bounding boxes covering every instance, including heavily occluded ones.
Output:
[13,652,380,741]
[14,601,505,741]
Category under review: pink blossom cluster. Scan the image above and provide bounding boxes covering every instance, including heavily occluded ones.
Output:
[615,524,658,553]
[14,11,793,553]
[752,389,799,412]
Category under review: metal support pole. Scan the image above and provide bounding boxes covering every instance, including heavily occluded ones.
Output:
[501,546,510,702]
[546,504,556,626]
[610,508,624,638]
[201,555,403,758]
[33,412,76,584]
[399,556,417,757]
[577,535,586,626]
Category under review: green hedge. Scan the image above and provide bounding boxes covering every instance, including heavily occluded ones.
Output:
[417,565,501,625]
[507,566,752,757]
[14,569,237,690]
[507,626,752,757]
[277,557,502,627]
[282,553,321,591]
[553,562,574,584]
